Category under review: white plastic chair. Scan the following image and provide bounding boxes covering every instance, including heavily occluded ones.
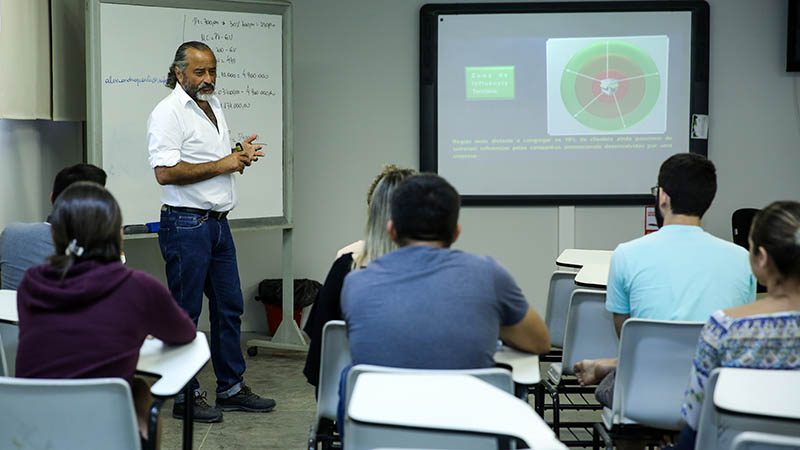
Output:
[0,289,18,376]
[0,322,18,376]
[731,431,800,450]
[541,289,618,444]
[0,376,140,449]
[0,334,7,377]
[543,270,577,351]
[695,368,800,450]
[547,289,618,386]
[308,320,351,450]
[593,319,704,448]
[343,364,522,450]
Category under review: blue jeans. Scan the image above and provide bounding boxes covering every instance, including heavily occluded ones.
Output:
[158,207,246,398]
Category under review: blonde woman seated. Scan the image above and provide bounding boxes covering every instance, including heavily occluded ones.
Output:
[302,165,415,389]
[672,201,800,449]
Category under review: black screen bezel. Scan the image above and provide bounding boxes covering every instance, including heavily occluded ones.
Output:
[419,1,710,206]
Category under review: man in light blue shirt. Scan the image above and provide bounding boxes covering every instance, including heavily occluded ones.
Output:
[574,153,756,406]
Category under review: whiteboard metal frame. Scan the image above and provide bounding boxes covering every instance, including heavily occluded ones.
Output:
[86,0,306,351]
[86,0,294,232]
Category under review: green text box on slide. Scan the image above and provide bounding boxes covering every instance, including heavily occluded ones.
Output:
[465,66,515,100]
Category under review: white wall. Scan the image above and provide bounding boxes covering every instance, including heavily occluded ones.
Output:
[0,120,83,225]
[2,0,798,332]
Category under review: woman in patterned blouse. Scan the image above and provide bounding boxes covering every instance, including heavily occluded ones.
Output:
[672,200,800,449]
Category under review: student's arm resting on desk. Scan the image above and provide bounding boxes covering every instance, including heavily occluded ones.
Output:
[500,307,551,354]
[140,274,196,345]
[492,258,551,354]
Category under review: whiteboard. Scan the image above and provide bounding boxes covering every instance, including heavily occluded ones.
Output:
[86,0,293,227]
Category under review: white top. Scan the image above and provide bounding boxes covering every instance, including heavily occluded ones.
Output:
[348,373,566,450]
[147,83,236,212]
[575,263,610,288]
[493,346,541,385]
[136,331,211,397]
[0,289,18,323]
[713,367,800,421]
[556,249,613,268]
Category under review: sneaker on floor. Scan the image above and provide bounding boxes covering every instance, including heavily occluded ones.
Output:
[216,384,276,412]
[172,391,223,423]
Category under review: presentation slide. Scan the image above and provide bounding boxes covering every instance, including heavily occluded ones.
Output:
[435,10,693,197]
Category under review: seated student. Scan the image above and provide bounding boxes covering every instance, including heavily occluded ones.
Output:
[302,164,415,388]
[674,201,800,450]
[573,153,756,408]
[342,173,550,370]
[15,181,196,449]
[0,163,107,290]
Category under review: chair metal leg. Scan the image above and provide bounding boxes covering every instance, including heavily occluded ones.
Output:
[534,383,545,417]
[551,388,560,435]
[145,397,165,450]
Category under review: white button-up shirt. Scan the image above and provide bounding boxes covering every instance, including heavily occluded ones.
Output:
[147,83,237,212]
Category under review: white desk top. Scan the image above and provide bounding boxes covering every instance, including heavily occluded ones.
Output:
[493,346,541,385]
[136,331,210,397]
[556,249,613,268]
[348,372,566,450]
[574,263,609,288]
[713,368,800,421]
[0,290,18,323]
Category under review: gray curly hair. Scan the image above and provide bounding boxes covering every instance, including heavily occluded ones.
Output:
[165,41,213,89]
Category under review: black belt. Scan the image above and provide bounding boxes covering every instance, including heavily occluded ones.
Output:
[164,205,229,221]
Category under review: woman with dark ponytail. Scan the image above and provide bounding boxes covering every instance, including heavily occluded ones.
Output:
[674,201,800,449]
[15,181,197,449]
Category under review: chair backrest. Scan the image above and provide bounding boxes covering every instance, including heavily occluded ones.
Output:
[344,364,517,450]
[316,320,351,421]
[731,431,800,450]
[544,271,576,349]
[560,289,619,375]
[611,319,704,430]
[0,334,6,377]
[0,376,140,449]
[731,208,759,249]
[696,368,800,450]
[0,322,18,376]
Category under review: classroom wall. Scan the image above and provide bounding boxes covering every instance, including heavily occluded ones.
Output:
[1,0,798,334]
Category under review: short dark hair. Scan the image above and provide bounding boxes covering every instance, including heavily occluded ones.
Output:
[49,182,123,278]
[52,164,107,203]
[390,173,460,247]
[750,201,800,280]
[166,41,214,89]
[657,153,716,217]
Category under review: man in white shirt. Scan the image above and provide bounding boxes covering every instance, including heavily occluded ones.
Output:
[147,41,274,423]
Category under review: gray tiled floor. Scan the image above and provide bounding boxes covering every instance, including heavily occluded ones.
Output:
[155,333,317,450]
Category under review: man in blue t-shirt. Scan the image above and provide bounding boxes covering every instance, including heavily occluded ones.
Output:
[342,173,551,370]
[574,153,756,406]
[0,164,107,290]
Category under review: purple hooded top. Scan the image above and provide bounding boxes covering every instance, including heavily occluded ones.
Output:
[15,260,196,382]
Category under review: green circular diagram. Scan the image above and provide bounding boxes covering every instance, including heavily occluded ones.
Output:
[560,41,660,131]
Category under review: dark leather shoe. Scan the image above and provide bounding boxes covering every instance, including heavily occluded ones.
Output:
[216,384,276,412]
[172,391,223,423]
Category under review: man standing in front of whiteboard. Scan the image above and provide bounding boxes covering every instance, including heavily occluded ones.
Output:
[147,41,275,423]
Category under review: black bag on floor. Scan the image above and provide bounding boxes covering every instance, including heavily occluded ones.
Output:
[255,278,320,308]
